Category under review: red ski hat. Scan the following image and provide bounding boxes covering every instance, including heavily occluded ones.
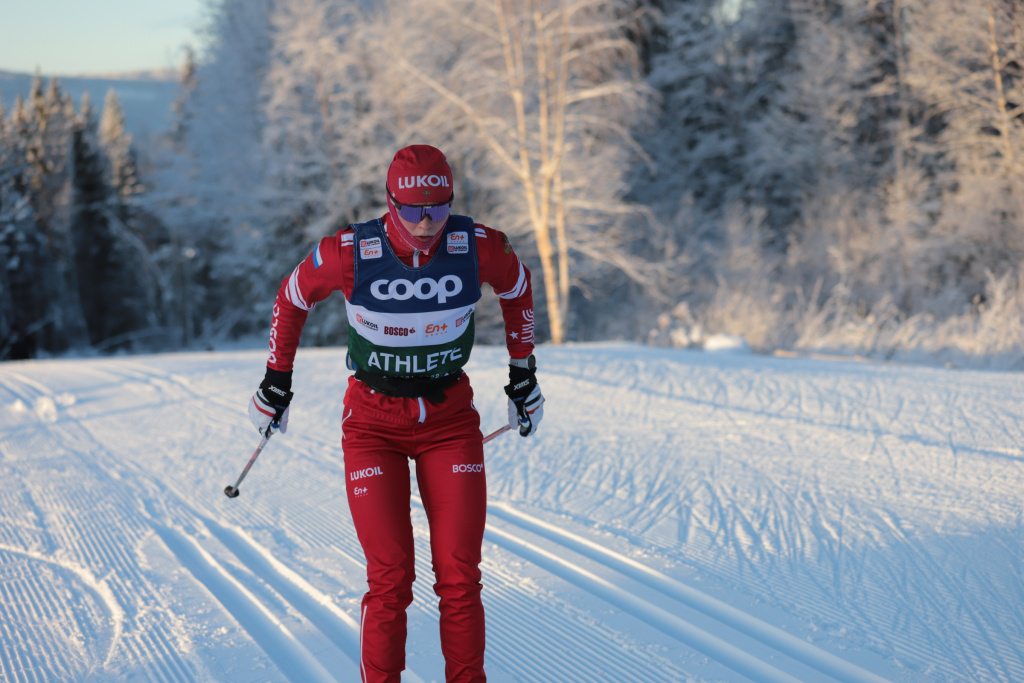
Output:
[386,145,454,205]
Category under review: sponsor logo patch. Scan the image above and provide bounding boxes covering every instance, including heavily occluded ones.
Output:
[452,463,484,473]
[447,231,469,254]
[360,237,382,260]
[455,310,472,328]
[356,314,379,331]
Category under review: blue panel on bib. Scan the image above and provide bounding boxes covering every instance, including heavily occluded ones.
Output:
[350,217,482,314]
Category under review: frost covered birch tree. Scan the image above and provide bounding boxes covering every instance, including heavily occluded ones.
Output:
[904,0,1024,293]
[386,0,658,343]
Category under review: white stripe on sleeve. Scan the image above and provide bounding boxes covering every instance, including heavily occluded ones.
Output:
[497,260,527,300]
[286,266,313,310]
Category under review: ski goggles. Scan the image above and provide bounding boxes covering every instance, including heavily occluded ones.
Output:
[387,187,452,223]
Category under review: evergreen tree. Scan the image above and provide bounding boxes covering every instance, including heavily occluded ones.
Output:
[0,95,43,359]
[21,76,89,352]
[70,94,153,349]
[170,46,198,149]
[99,89,142,217]
[70,93,115,345]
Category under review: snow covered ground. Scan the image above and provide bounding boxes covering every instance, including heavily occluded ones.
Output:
[1,342,1022,682]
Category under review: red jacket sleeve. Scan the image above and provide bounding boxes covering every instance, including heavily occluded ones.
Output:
[266,229,355,372]
[475,224,535,359]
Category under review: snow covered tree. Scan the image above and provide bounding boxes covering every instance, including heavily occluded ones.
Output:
[149,1,275,346]
[640,0,802,232]
[70,94,157,349]
[386,0,660,344]
[170,47,198,148]
[19,76,90,352]
[0,95,46,359]
[261,0,387,236]
[99,89,142,214]
[69,93,114,345]
[902,0,1024,302]
[256,0,397,344]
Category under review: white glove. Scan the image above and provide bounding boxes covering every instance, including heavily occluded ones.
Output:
[248,373,293,436]
[507,385,544,436]
[504,355,543,436]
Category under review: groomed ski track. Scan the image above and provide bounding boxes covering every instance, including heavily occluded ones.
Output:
[1,344,1022,681]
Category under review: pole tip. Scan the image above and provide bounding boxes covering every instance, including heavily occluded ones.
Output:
[224,485,240,498]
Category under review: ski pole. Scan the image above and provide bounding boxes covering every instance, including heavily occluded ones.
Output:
[224,425,277,498]
[483,424,512,444]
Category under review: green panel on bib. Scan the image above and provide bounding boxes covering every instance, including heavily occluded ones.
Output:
[348,317,475,378]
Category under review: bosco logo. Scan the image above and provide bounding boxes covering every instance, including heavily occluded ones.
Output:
[371,276,463,304]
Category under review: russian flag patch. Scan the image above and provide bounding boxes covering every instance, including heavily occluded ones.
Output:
[312,245,324,268]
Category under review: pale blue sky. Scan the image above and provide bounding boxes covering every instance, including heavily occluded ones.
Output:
[0,0,206,76]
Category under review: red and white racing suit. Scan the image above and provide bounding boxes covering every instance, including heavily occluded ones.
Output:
[264,213,534,683]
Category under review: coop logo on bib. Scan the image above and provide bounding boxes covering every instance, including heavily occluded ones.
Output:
[370,275,463,304]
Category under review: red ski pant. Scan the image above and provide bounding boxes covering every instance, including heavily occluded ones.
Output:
[342,374,487,683]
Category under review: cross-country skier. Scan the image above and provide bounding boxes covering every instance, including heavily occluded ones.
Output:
[248,144,544,683]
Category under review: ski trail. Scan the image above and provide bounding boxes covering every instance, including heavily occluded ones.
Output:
[489,502,890,683]
[144,467,425,682]
[0,368,345,683]
[482,523,803,683]
[407,496,692,681]
[0,370,206,682]
[0,544,123,682]
[153,524,337,683]
[146,474,425,682]
[192,519,429,683]
[0,543,125,670]
[199,517,363,663]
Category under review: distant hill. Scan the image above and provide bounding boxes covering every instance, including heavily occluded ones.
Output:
[0,70,179,147]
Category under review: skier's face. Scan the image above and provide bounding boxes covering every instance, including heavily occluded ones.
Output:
[396,208,447,244]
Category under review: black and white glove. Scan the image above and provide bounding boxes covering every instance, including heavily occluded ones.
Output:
[504,354,544,437]
[249,368,294,436]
